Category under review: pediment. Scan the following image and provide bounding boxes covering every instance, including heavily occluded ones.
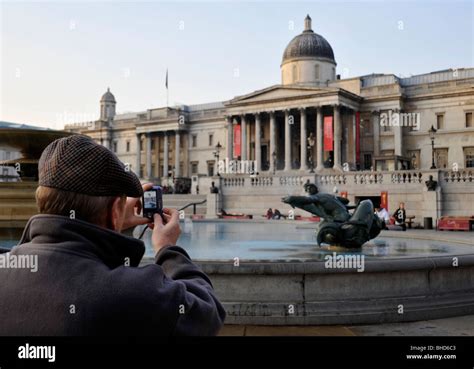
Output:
[228,85,338,105]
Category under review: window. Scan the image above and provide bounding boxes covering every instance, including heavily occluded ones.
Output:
[464,147,474,168]
[140,139,144,151]
[382,122,392,132]
[435,148,449,169]
[126,141,130,152]
[408,150,420,170]
[151,139,155,150]
[466,112,473,128]
[363,154,372,170]
[191,162,198,174]
[113,142,117,153]
[207,162,214,177]
[436,114,444,130]
[362,117,372,135]
[192,135,197,147]
[314,64,320,80]
[209,134,214,147]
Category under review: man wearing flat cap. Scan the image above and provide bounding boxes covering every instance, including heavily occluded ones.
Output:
[0,135,225,335]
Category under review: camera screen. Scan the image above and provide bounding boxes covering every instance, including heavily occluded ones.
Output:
[143,191,157,210]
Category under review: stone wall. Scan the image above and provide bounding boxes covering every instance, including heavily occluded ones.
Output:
[219,170,474,223]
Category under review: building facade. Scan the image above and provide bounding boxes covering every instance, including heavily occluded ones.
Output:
[66,15,474,221]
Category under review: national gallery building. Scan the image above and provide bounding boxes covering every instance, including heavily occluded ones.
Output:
[66,15,474,221]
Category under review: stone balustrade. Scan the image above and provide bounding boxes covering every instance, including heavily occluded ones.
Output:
[390,171,424,184]
[443,170,474,183]
[220,169,473,193]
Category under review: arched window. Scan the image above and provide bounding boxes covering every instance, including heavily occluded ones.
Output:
[315,64,320,80]
[292,65,298,82]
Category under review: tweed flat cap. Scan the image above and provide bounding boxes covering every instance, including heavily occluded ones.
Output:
[38,135,143,197]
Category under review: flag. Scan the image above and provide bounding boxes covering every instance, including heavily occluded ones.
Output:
[165,69,168,89]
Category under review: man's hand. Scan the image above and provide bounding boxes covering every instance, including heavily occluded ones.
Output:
[121,183,153,231]
[150,208,181,253]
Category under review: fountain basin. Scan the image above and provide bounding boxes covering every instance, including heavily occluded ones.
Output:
[2,219,473,325]
[138,220,474,325]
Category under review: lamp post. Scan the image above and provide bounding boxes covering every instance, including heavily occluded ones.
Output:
[429,125,437,169]
[213,141,222,176]
[272,151,277,175]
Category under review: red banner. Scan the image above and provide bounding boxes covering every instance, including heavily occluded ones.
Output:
[355,112,360,165]
[233,124,241,158]
[323,116,333,152]
[381,191,388,211]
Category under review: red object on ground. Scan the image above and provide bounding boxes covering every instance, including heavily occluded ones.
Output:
[437,216,474,231]
[294,216,320,222]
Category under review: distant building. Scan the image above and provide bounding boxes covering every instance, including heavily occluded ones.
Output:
[66,15,474,220]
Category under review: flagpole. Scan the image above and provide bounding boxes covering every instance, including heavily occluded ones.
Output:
[165,68,169,108]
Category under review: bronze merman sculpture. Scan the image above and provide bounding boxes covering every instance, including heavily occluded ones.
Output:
[282,183,383,248]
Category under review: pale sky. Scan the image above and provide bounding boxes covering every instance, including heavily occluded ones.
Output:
[1,0,473,129]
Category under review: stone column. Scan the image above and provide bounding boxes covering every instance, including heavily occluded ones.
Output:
[372,111,380,156]
[254,113,261,172]
[155,135,160,178]
[241,114,247,161]
[300,107,308,171]
[333,105,342,171]
[135,133,142,178]
[269,111,276,172]
[163,132,169,178]
[174,130,181,178]
[284,109,291,171]
[316,107,324,171]
[145,133,152,179]
[393,109,403,157]
[226,116,233,160]
[352,111,357,167]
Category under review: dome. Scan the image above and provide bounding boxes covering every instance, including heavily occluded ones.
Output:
[282,15,335,65]
[100,88,116,103]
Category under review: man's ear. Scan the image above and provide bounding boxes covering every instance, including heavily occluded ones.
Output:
[108,196,125,231]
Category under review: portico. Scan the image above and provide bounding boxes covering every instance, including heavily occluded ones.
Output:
[224,86,362,173]
[135,121,186,183]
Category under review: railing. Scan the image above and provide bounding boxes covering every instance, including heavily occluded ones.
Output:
[443,170,474,183]
[223,175,307,187]
[250,176,273,186]
[178,199,207,215]
[390,172,423,184]
[279,176,305,186]
[220,170,474,190]
[319,174,347,185]
[223,177,246,187]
